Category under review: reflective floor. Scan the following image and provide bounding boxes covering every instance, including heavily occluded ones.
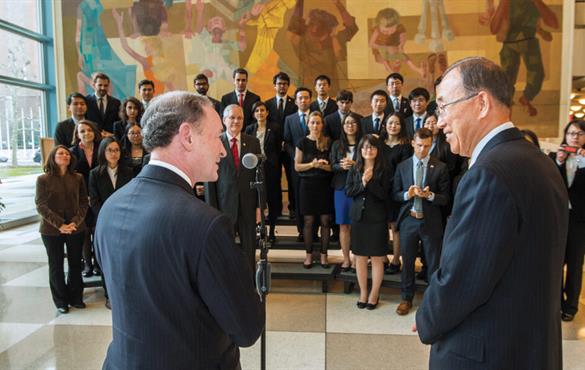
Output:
[0,223,584,369]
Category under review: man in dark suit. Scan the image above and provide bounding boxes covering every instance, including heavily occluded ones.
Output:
[205,104,262,272]
[85,72,121,136]
[284,87,312,240]
[220,68,260,130]
[265,72,298,219]
[95,92,264,370]
[404,87,430,140]
[324,89,362,141]
[415,57,568,370]
[138,79,155,110]
[194,73,221,114]
[309,75,337,117]
[384,72,412,118]
[393,128,449,316]
[54,92,87,147]
[361,90,389,136]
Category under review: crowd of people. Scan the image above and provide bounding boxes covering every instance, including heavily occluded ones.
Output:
[35,66,584,322]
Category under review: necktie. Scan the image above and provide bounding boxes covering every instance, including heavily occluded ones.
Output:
[394,98,400,112]
[231,137,239,170]
[278,98,284,117]
[374,117,380,132]
[415,118,421,131]
[300,113,307,134]
[238,94,244,107]
[319,100,326,113]
[414,161,424,217]
[99,97,105,116]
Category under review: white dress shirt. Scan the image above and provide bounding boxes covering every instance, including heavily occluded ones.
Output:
[469,121,515,168]
[149,159,193,187]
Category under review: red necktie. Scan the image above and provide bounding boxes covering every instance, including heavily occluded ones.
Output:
[238,94,244,107]
[231,137,239,170]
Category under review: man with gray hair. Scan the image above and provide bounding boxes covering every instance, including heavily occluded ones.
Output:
[95,92,264,370]
[205,104,262,273]
[413,57,567,370]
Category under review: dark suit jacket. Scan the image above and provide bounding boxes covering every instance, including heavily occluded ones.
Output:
[205,133,262,226]
[310,98,337,117]
[88,165,133,217]
[283,112,309,159]
[330,139,357,190]
[265,95,297,126]
[324,111,362,141]
[85,94,121,134]
[416,128,568,370]
[54,118,76,147]
[345,166,391,223]
[361,114,386,136]
[244,122,282,168]
[69,144,98,191]
[404,114,427,140]
[94,165,264,370]
[207,95,222,115]
[393,156,450,236]
[384,96,412,118]
[550,152,585,221]
[220,90,261,130]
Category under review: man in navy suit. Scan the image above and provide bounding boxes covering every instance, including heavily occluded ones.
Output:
[265,72,298,219]
[384,73,412,118]
[415,57,568,370]
[393,128,450,316]
[85,72,121,136]
[361,90,389,136]
[138,79,155,110]
[193,74,221,114]
[205,104,262,272]
[95,92,264,370]
[284,87,312,239]
[220,68,260,130]
[324,89,362,141]
[309,75,337,117]
[54,93,87,147]
[403,87,430,140]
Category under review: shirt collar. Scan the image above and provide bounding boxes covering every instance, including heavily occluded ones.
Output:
[95,94,107,101]
[372,112,384,120]
[413,154,430,167]
[318,97,329,105]
[148,159,193,188]
[299,110,309,117]
[225,131,240,143]
[72,116,83,124]
[469,121,515,168]
[236,90,247,97]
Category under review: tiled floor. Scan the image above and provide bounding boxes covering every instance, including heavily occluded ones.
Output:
[0,223,584,370]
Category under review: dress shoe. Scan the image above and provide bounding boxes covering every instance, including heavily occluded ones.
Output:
[105,300,111,310]
[366,299,379,310]
[71,302,86,309]
[93,266,102,276]
[82,266,93,278]
[303,262,312,269]
[356,301,367,309]
[396,300,413,316]
[289,210,296,220]
[340,264,352,273]
[320,254,330,269]
[268,234,276,243]
[385,262,401,275]
[416,268,428,282]
[561,312,575,322]
[57,306,69,314]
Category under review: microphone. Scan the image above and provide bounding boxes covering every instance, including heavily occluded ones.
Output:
[241,153,266,169]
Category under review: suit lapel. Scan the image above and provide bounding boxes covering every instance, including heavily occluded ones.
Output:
[221,134,236,173]
[424,158,435,188]
[477,127,523,163]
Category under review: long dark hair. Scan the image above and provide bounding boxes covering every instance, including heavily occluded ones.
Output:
[379,113,409,145]
[44,145,77,176]
[561,120,585,147]
[338,112,362,154]
[119,96,144,122]
[96,137,121,176]
[354,134,386,181]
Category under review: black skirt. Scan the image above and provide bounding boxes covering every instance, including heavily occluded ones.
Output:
[299,176,333,216]
[351,221,390,257]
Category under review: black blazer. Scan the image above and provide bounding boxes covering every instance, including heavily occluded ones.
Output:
[404,114,427,140]
[94,165,264,370]
[88,165,133,217]
[430,134,463,181]
[265,95,297,126]
[310,98,337,117]
[112,120,140,143]
[207,95,222,115]
[384,96,412,118]
[244,121,283,167]
[550,152,585,221]
[330,139,357,190]
[393,156,450,236]
[220,90,261,130]
[54,118,76,147]
[345,166,391,223]
[283,112,309,159]
[85,94,121,134]
[416,128,568,370]
[361,114,386,136]
[69,144,99,190]
[324,111,362,141]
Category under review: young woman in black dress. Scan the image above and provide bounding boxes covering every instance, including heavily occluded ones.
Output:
[295,111,333,268]
[346,134,391,309]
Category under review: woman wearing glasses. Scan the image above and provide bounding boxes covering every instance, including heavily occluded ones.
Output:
[122,123,147,176]
[346,134,391,309]
[551,120,585,322]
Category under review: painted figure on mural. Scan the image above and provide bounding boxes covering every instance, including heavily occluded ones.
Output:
[75,0,136,99]
[482,0,559,117]
[287,0,358,87]
[127,0,171,38]
[369,8,425,77]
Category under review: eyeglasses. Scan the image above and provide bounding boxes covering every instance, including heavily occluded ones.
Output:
[362,145,377,151]
[436,92,479,119]
[566,131,585,138]
[344,121,357,126]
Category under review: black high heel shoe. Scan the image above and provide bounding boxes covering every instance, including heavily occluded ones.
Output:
[356,301,367,309]
[366,299,379,310]
[320,254,330,269]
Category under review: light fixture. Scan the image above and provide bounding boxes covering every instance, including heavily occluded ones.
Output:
[571,93,576,99]
[575,112,585,118]
[570,105,582,112]
[579,99,585,105]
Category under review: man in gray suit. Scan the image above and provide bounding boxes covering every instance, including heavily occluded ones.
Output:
[206,104,262,272]
[414,57,568,370]
[95,92,264,370]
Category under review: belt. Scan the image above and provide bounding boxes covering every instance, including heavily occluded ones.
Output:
[409,210,424,220]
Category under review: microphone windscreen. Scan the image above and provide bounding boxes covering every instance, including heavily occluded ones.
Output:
[242,153,259,169]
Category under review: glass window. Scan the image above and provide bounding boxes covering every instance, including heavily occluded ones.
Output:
[0,84,45,167]
[0,0,40,33]
[0,29,44,83]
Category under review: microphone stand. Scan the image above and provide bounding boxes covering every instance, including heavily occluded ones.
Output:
[250,156,270,370]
